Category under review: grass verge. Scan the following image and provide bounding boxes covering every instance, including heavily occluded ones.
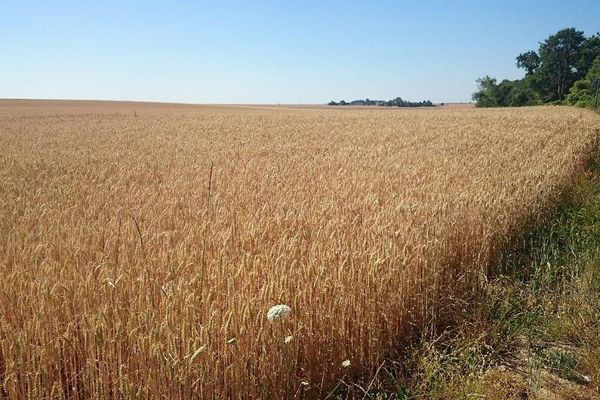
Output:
[336,153,600,399]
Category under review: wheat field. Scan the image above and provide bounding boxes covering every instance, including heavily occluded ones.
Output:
[0,100,599,399]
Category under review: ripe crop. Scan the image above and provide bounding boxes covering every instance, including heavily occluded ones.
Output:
[0,101,598,398]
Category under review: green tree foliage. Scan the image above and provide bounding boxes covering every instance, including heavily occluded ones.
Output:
[579,34,600,75]
[567,55,600,108]
[509,81,541,107]
[328,97,434,107]
[472,76,499,107]
[474,28,600,107]
[537,28,586,101]
[516,51,541,75]
[472,76,539,107]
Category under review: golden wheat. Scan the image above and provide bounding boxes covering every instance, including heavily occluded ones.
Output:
[0,101,598,398]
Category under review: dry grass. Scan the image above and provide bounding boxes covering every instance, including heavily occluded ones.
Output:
[0,101,599,398]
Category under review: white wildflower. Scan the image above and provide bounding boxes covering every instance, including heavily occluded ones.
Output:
[267,304,292,321]
[284,335,293,344]
[342,359,351,368]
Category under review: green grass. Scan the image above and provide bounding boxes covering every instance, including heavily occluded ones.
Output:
[337,152,600,399]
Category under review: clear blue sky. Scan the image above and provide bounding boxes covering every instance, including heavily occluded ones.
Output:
[1,1,599,104]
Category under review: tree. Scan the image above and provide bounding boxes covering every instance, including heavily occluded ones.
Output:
[472,77,516,107]
[516,51,541,75]
[474,27,599,107]
[483,79,515,106]
[578,34,600,75]
[537,28,586,101]
[472,76,539,108]
[391,97,406,107]
[508,82,539,106]
[328,97,435,107]
[472,76,499,107]
[567,55,600,107]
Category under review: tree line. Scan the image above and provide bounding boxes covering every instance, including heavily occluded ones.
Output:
[473,28,600,108]
[328,97,434,107]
